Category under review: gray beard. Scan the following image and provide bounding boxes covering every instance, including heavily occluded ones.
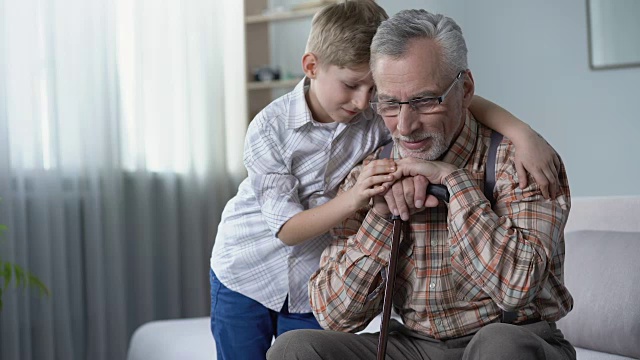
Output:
[394,132,448,161]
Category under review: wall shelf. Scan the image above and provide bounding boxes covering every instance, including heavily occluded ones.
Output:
[243,0,326,123]
[247,78,302,90]
[245,7,320,24]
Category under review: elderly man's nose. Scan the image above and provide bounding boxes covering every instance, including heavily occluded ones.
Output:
[397,106,415,135]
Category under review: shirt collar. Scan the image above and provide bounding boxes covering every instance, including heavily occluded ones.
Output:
[286,77,373,130]
[287,77,314,130]
[440,111,478,169]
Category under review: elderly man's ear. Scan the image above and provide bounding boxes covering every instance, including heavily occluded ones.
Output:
[462,70,475,108]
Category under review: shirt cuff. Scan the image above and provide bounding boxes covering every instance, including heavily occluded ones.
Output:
[264,201,304,237]
[443,168,488,213]
[443,168,493,252]
[354,210,395,263]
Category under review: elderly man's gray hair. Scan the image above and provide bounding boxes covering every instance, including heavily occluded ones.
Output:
[370,9,468,78]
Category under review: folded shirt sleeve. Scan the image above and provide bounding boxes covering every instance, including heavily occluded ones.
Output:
[244,121,303,237]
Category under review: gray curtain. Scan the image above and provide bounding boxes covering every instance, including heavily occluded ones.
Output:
[0,0,236,358]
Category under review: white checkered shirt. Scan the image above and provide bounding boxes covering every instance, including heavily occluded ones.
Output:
[211,78,390,312]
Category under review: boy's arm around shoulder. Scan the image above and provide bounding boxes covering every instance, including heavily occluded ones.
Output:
[469,95,561,198]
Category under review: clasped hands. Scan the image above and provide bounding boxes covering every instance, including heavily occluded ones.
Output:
[369,158,457,221]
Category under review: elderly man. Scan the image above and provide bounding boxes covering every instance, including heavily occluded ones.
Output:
[267,9,575,360]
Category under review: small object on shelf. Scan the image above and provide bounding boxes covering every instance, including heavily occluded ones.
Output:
[253,66,281,82]
[261,5,290,16]
[243,0,324,124]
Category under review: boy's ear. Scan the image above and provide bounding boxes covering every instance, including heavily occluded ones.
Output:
[302,52,319,79]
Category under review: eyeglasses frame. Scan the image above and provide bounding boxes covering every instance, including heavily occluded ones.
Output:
[369,70,466,117]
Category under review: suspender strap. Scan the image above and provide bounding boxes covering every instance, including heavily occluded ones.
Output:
[378,140,394,160]
[485,131,519,324]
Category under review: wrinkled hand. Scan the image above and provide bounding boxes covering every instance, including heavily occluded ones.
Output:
[382,176,439,220]
[378,158,456,221]
[514,131,561,199]
[371,194,392,218]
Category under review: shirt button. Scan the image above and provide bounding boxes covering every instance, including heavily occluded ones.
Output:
[436,319,442,325]
[431,240,437,246]
[429,282,436,289]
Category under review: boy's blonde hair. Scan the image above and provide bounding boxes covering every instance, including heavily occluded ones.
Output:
[305,0,388,68]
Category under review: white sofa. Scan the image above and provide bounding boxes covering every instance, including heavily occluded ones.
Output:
[127,196,640,360]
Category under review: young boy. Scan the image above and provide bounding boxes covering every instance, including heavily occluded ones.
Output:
[210,1,560,359]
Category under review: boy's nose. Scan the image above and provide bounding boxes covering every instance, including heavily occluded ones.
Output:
[352,91,370,111]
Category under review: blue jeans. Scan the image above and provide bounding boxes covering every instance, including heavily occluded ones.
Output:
[210,269,322,360]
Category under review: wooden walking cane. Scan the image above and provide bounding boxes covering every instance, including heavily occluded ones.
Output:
[376,184,449,360]
[375,141,450,359]
[375,213,404,360]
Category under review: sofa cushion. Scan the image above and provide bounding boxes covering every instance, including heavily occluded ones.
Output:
[575,347,637,360]
[558,230,640,359]
[127,318,215,360]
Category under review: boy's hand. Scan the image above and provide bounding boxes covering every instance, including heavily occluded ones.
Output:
[513,131,561,199]
[347,159,398,211]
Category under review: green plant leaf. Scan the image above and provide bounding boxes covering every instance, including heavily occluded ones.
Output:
[0,261,51,304]
[0,224,6,242]
[2,261,11,290]
[27,272,51,298]
[14,264,25,288]
[0,198,51,308]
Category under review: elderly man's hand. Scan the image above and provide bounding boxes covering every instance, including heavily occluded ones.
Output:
[371,194,392,218]
[380,158,457,220]
[383,176,439,220]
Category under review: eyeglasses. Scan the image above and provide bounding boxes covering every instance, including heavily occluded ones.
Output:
[369,70,465,117]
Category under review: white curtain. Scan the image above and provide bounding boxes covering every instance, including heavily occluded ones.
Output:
[0,0,235,359]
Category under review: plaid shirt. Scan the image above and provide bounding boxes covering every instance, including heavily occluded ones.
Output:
[309,113,573,339]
